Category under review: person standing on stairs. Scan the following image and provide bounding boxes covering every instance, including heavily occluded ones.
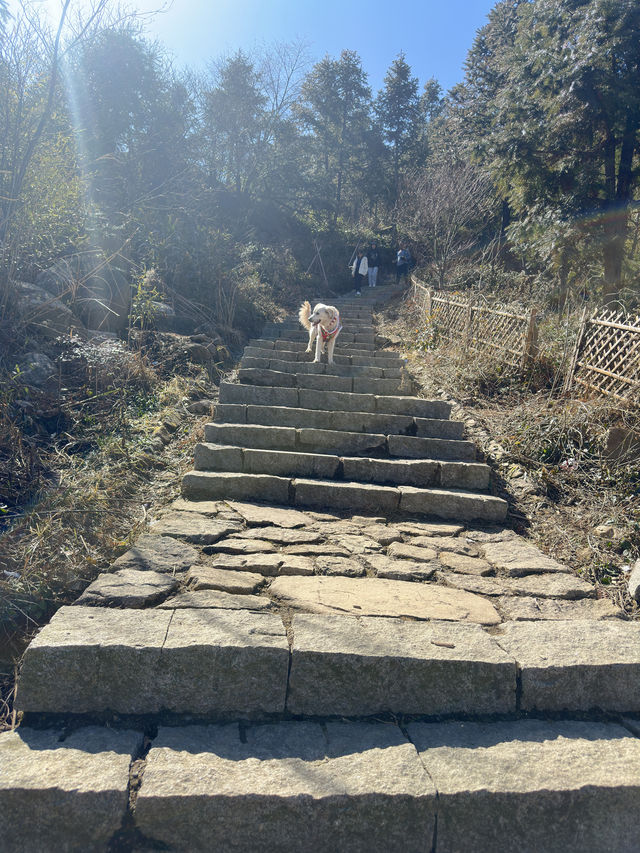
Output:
[367,241,380,288]
[351,248,368,295]
[396,243,412,284]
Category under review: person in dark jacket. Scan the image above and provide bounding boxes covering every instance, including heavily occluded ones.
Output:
[396,244,411,283]
[351,248,368,295]
[367,241,380,288]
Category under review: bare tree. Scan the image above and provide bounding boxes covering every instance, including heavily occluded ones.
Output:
[399,162,493,289]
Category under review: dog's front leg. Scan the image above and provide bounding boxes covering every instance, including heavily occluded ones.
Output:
[305,326,316,355]
[314,330,323,363]
[327,335,336,364]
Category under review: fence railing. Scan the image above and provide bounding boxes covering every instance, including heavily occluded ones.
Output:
[563,307,640,402]
[411,277,538,370]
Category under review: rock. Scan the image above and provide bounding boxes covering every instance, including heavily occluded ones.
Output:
[628,559,640,602]
[268,576,501,625]
[605,426,640,462]
[186,566,265,594]
[363,554,438,581]
[283,544,352,557]
[438,552,494,576]
[359,525,403,545]
[408,719,640,853]
[135,722,436,852]
[206,553,314,577]
[497,596,624,621]
[411,536,479,556]
[387,542,438,562]
[393,522,465,537]
[74,569,179,608]
[232,527,321,545]
[183,342,213,365]
[334,534,382,554]
[161,411,182,432]
[438,572,594,600]
[15,352,56,387]
[481,539,571,576]
[205,538,277,554]
[14,280,86,340]
[227,503,313,528]
[111,535,199,574]
[0,726,142,852]
[288,615,515,716]
[316,557,365,577]
[164,499,227,516]
[151,512,240,544]
[594,524,626,541]
[187,399,214,415]
[158,590,271,610]
[464,527,518,543]
[495,620,640,712]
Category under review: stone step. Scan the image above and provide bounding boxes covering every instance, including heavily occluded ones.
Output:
[203,423,474,460]
[238,368,404,396]
[265,316,374,328]
[193,443,490,489]
[240,356,403,380]
[214,403,464,439]
[181,471,507,520]
[128,718,640,853]
[249,338,399,358]
[244,345,402,368]
[219,381,452,418]
[268,330,375,344]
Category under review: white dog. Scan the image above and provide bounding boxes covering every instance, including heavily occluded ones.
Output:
[298,301,342,364]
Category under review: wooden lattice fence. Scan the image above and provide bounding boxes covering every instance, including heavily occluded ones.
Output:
[563,308,640,402]
[411,278,538,369]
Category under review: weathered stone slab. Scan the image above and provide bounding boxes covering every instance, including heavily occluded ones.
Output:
[408,719,640,853]
[389,434,476,461]
[219,381,298,408]
[439,552,494,575]
[74,568,179,608]
[360,524,403,546]
[186,565,265,593]
[111,534,199,574]
[243,447,341,478]
[182,471,291,504]
[0,726,143,853]
[298,427,386,455]
[206,422,297,449]
[206,553,314,577]
[283,543,352,557]
[497,596,624,621]
[393,521,465,537]
[481,539,571,576]
[399,487,508,522]
[17,607,173,713]
[204,538,276,554]
[269,576,501,625]
[387,542,438,562]
[288,615,515,716]
[496,620,640,712]
[232,526,322,545]
[438,571,594,600]
[627,558,640,602]
[226,502,313,528]
[411,535,480,556]
[158,590,271,610]
[316,556,365,577]
[298,388,374,413]
[343,456,440,487]
[136,721,436,852]
[362,554,438,581]
[440,461,491,489]
[193,442,243,472]
[293,479,401,514]
[374,395,451,419]
[334,534,382,554]
[151,512,240,544]
[164,498,227,516]
[464,526,518,543]
[159,609,289,714]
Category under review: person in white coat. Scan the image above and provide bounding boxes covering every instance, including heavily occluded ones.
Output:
[351,248,368,295]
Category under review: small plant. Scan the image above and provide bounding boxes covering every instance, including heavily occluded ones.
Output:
[129,268,163,332]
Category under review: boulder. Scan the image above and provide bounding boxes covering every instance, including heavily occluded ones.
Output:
[14,280,85,340]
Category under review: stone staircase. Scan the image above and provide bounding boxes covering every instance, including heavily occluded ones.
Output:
[2,283,640,852]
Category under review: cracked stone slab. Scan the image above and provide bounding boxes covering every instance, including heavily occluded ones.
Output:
[206,553,314,577]
[481,539,571,576]
[151,512,240,544]
[393,522,465,537]
[288,615,515,716]
[315,556,365,577]
[226,502,313,528]
[437,571,594,600]
[158,590,271,610]
[74,568,179,608]
[410,535,480,556]
[232,526,322,545]
[135,721,436,852]
[283,543,352,557]
[269,575,501,624]
[203,538,277,554]
[334,534,382,554]
[387,542,438,562]
[17,607,173,713]
[163,498,228,517]
[464,526,518,543]
[111,534,199,574]
[186,565,266,593]
[496,620,640,712]
[0,726,143,853]
[497,596,624,621]
[439,552,494,576]
[362,554,438,581]
[408,719,640,853]
[359,524,403,545]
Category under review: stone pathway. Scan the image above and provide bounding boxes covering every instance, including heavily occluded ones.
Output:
[2,285,640,852]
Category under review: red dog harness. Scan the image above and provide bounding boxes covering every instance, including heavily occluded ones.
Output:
[320,311,341,342]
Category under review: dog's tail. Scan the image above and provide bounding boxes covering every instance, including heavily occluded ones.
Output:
[298,300,312,330]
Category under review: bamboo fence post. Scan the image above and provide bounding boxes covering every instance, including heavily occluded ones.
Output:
[521,307,538,368]
[464,297,473,350]
[563,306,589,397]
[426,287,432,316]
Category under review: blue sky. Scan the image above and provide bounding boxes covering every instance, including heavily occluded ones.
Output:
[20,0,496,94]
